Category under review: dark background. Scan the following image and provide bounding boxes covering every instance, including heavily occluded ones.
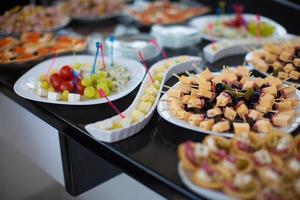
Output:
[0,0,299,34]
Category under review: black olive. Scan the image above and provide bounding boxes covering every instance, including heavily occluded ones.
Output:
[234,117,244,123]
[231,82,242,90]
[233,96,244,106]
[267,66,273,74]
[264,112,275,119]
[203,99,213,110]
[248,102,255,109]
[215,83,225,94]
[260,83,269,89]
[190,108,203,114]
[246,117,256,127]
[184,104,192,112]
[250,91,261,103]
[214,115,222,122]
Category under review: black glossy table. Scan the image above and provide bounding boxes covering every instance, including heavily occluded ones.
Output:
[1,1,300,199]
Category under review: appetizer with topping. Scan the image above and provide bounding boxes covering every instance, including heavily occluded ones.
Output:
[59,0,125,19]
[33,63,130,102]
[178,131,300,200]
[249,41,300,82]
[166,66,298,135]
[0,5,69,35]
[0,32,87,65]
[128,1,210,25]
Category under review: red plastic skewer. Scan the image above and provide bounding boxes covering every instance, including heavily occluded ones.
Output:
[98,88,125,119]
[149,39,168,59]
[138,50,154,84]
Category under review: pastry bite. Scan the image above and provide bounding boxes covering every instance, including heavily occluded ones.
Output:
[219,154,254,175]
[223,173,260,199]
[231,132,262,156]
[252,149,283,169]
[203,136,231,162]
[192,160,231,190]
[294,135,300,154]
[264,132,294,158]
[287,155,300,175]
[258,165,294,188]
[178,141,210,172]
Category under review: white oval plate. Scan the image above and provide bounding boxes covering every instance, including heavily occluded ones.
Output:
[13,55,145,105]
[85,56,203,143]
[245,50,300,87]
[189,14,287,41]
[178,162,235,200]
[157,74,300,137]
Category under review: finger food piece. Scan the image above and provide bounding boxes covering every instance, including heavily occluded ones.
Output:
[192,161,231,190]
[207,108,222,117]
[216,92,232,107]
[272,113,292,126]
[236,101,249,118]
[252,149,283,168]
[265,132,294,158]
[258,166,294,188]
[188,114,205,126]
[199,68,213,81]
[224,173,260,200]
[198,88,213,99]
[199,119,214,131]
[247,109,263,121]
[212,120,230,133]
[233,123,250,135]
[224,107,237,121]
[287,155,300,175]
[253,119,272,133]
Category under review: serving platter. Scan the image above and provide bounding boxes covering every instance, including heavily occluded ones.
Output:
[245,50,300,87]
[13,55,145,105]
[178,162,234,200]
[85,56,202,143]
[157,73,300,137]
[189,14,287,41]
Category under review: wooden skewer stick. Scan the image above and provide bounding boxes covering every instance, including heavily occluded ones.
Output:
[192,63,201,73]
[242,114,246,123]
[163,85,172,89]
[173,73,180,79]
[160,99,171,102]
[185,71,192,76]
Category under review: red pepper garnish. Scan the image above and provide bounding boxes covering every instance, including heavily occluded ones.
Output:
[237,140,253,153]
[224,180,238,191]
[200,160,215,176]
[270,148,288,155]
[184,141,197,166]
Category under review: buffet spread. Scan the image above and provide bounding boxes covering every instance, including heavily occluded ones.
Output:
[1,1,299,199]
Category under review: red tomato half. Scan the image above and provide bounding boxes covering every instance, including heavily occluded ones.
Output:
[59,81,74,92]
[60,65,74,81]
[50,73,63,90]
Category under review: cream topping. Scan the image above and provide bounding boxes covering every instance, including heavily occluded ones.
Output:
[265,169,279,181]
[222,159,236,171]
[254,149,272,165]
[197,170,212,182]
[234,174,252,187]
[276,136,291,151]
[289,159,300,173]
[206,137,218,152]
[194,144,209,158]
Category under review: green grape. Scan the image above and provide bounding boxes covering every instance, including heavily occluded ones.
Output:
[106,79,114,90]
[62,90,69,101]
[81,78,92,86]
[41,81,49,89]
[84,86,96,98]
[74,63,83,70]
[39,74,46,81]
[97,83,110,97]
[48,87,55,92]
[97,71,108,79]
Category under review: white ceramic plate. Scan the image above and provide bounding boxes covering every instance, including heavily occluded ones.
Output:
[13,55,145,105]
[85,56,203,142]
[189,14,287,41]
[245,50,300,87]
[157,73,300,137]
[178,162,235,200]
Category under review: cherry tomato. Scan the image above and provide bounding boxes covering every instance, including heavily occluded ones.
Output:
[60,65,74,81]
[50,73,63,90]
[59,81,74,92]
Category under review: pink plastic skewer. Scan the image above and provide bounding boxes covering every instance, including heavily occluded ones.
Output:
[149,39,168,59]
[208,23,216,48]
[45,52,58,80]
[99,43,106,70]
[256,14,261,44]
[98,89,125,119]
[138,50,154,84]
